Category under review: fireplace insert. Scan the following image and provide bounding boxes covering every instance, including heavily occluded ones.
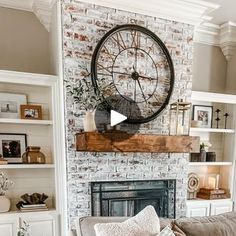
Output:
[91,180,176,218]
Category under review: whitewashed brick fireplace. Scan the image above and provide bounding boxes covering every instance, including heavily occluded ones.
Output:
[62,0,194,228]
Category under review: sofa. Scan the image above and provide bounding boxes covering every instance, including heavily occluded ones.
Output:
[75,211,236,236]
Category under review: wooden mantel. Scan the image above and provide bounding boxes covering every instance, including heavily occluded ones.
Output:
[76,132,200,153]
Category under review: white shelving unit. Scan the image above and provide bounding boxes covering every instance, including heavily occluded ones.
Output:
[187,90,236,217]
[0,70,66,236]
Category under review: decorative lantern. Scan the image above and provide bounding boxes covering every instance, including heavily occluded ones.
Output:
[169,99,191,135]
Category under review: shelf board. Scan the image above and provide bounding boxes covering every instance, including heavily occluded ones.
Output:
[0,208,57,216]
[192,91,236,104]
[190,127,235,133]
[0,118,53,125]
[0,164,55,169]
[189,162,233,166]
[187,198,232,203]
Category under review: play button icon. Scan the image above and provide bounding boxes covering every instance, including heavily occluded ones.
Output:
[110,110,127,127]
[94,95,142,141]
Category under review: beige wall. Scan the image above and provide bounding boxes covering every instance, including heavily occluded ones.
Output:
[0,7,50,74]
[226,53,236,94]
[192,43,227,93]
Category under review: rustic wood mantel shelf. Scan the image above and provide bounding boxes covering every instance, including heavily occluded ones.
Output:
[76,132,200,153]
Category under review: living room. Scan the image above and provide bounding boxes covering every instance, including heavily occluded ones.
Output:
[0,0,236,236]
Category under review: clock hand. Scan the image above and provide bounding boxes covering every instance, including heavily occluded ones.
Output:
[134,80,137,102]
[137,79,147,103]
[134,48,138,71]
[112,71,131,77]
[139,75,158,81]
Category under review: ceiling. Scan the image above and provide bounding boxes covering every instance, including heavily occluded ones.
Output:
[205,0,236,25]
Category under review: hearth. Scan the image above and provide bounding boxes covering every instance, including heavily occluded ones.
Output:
[91,180,176,218]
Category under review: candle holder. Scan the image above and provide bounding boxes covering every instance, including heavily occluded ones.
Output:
[169,99,191,135]
[224,113,229,129]
[215,109,221,129]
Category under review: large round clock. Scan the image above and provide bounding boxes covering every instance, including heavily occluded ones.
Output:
[91,24,174,124]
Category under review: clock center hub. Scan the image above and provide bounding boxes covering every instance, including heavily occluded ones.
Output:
[131,71,139,80]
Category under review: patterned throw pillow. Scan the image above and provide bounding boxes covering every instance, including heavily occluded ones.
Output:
[94,205,160,236]
[158,226,175,236]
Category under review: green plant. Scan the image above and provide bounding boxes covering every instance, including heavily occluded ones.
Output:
[0,172,13,196]
[200,141,212,151]
[17,221,30,236]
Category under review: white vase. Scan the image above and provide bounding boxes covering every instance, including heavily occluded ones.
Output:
[83,111,96,132]
[0,195,11,213]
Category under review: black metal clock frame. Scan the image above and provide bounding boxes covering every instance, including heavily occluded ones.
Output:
[91,24,175,124]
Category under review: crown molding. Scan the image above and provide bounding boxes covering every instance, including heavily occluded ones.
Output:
[0,0,56,31]
[79,0,219,26]
[32,0,56,31]
[194,21,236,60]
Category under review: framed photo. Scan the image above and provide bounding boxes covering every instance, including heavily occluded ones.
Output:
[0,133,27,163]
[0,93,27,119]
[20,105,42,120]
[193,105,213,128]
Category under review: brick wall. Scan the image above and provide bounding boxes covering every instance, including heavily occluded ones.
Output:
[62,0,194,228]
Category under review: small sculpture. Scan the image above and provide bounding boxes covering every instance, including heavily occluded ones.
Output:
[16,193,48,209]
[188,173,200,199]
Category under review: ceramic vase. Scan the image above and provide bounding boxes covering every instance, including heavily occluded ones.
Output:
[0,195,11,213]
[83,111,96,132]
[199,149,206,162]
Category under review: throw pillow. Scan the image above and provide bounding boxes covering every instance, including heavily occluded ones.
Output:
[94,205,160,236]
[174,211,236,236]
[158,226,175,236]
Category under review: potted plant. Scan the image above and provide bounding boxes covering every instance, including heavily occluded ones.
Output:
[18,221,30,236]
[0,172,13,212]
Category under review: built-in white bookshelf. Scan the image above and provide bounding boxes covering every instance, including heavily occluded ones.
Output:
[187,90,236,217]
[0,70,65,225]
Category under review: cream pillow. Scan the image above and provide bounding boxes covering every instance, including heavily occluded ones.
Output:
[159,226,175,236]
[94,205,160,236]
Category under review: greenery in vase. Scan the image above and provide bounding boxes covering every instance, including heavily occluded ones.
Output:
[200,141,212,151]
[65,62,101,113]
[0,172,14,196]
[18,221,30,236]
[65,62,111,114]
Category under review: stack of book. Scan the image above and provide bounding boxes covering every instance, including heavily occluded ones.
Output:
[19,204,48,212]
[197,188,228,200]
[0,158,8,165]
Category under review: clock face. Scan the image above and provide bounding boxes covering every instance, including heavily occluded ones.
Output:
[91,24,174,124]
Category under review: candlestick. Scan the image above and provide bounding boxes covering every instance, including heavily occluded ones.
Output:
[215,109,221,129]
[224,113,229,129]
[216,174,220,190]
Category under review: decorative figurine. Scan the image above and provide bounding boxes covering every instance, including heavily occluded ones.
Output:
[187,173,200,200]
[224,113,229,129]
[215,109,221,128]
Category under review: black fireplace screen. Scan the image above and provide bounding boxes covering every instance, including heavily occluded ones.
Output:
[91,180,176,218]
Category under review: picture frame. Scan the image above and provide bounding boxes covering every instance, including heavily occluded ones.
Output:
[20,105,42,120]
[0,133,27,163]
[0,93,27,119]
[192,105,213,128]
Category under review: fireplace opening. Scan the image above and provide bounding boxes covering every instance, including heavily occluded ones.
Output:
[91,180,176,218]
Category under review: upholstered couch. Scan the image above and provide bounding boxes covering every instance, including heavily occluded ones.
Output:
[75,211,236,236]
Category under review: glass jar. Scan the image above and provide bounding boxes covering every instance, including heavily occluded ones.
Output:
[22,146,46,164]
